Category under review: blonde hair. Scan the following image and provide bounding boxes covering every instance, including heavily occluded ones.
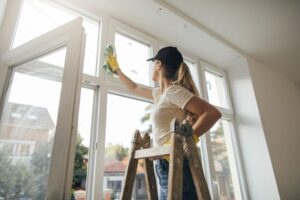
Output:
[171,62,199,124]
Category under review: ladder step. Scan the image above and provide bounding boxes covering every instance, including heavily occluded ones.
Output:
[134,145,171,159]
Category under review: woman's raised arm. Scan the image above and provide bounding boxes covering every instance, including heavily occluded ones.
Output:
[116,68,153,100]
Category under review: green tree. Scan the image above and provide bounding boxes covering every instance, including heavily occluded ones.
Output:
[11,161,33,198]
[105,144,128,161]
[0,135,90,199]
[30,143,51,200]
[72,134,88,189]
[0,149,32,199]
[210,121,230,172]
[0,149,12,198]
[140,104,152,134]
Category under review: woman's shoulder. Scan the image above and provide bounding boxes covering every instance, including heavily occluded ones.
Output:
[152,87,161,101]
[165,84,191,94]
[165,84,195,108]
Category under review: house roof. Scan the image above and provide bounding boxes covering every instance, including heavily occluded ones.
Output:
[103,156,145,174]
[121,156,145,174]
[104,161,127,173]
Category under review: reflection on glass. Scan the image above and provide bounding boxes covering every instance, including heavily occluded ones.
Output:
[115,33,151,86]
[205,71,229,109]
[103,94,151,200]
[210,120,241,200]
[71,88,95,200]
[0,47,66,199]
[13,0,99,75]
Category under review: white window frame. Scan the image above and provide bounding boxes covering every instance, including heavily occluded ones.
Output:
[0,0,249,199]
[0,17,86,200]
[0,0,103,198]
[0,1,104,199]
[199,60,249,200]
[83,15,249,200]
[77,82,99,200]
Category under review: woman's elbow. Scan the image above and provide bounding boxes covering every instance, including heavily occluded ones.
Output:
[212,108,222,121]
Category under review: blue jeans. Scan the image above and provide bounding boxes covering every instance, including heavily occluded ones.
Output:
[154,158,198,200]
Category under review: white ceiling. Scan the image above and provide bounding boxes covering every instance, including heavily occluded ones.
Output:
[163,0,300,87]
[88,0,300,86]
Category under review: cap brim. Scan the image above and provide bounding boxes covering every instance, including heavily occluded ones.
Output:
[146,57,155,61]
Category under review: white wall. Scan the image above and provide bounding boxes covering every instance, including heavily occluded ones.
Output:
[0,0,7,28]
[247,58,300,200]
[226,57,280,200]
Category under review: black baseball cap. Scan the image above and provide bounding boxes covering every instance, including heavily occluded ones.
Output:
[147,46,183,67]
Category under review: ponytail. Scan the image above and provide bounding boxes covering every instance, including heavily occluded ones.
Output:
[171,62,199,96]
[171,62,199,124]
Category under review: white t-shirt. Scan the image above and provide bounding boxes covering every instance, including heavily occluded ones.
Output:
[151,84,195,147]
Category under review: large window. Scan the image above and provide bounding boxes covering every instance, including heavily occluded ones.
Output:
[203,66,242,200]
[1,1,99,199]
[13,0,99,76]
[1,1,247,199]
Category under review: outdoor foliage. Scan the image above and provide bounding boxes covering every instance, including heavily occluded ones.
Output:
[72,134,88,189]
[0,134,89,199]
[0,143,50,200]
[105,144,128,161]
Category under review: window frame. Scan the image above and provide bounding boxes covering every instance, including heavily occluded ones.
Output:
[199,60,248,200]
[0,17,86,199]
[0,1,249,199]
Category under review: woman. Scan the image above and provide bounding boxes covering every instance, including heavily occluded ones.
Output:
[107,46,222,199]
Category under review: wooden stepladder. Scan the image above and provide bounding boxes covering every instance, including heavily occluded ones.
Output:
[120,118,211,200]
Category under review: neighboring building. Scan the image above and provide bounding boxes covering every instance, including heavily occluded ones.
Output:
[0,102,54,164]
[103,156,147,200]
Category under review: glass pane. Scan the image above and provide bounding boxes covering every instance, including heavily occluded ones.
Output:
[205,71,230,109]
[103,94,151,199]
[82,20,99,76]
[210,120,242,200]
[13,0,99,76]
[115,33,151,86]
[0,47,66,199]
[71,87,95,200]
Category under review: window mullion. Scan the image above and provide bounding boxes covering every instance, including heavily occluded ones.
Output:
[93,85,108,200]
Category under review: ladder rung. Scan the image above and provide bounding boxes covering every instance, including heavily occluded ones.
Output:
[134,145,171,159]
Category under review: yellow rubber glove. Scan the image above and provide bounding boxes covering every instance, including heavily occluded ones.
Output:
[162,134,200,161]
[193,133,200,143]
[103,44,119,75]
